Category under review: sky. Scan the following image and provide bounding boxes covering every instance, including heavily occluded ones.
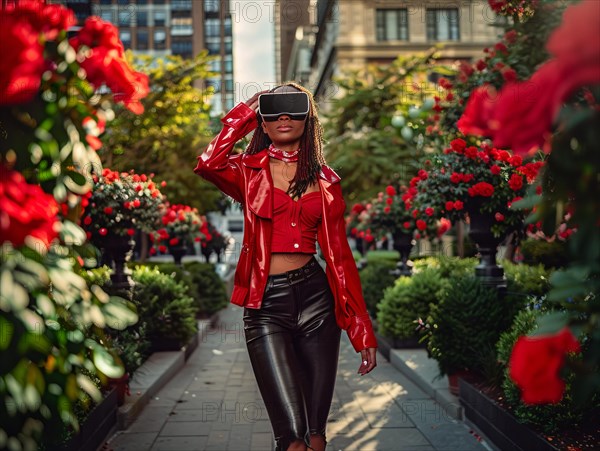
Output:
[230,1,277,104]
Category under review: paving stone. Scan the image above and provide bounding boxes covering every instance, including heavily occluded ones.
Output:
[159,421,212,436]
[107,432,158,450]
[150,436,208,451]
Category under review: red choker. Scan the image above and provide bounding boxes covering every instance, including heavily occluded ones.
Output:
[267,144,299,163]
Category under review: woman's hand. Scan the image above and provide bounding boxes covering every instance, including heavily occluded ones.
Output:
[244,90,269,114]
[358,347,377,376]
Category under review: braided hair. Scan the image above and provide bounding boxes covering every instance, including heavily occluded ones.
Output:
[245,82,326,200]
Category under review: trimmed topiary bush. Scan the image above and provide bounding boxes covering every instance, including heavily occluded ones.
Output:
[426,275,519,377]
[376,267,445,341]
[359,259,397,317]
[184,261,228,316]
[132,266,198,349]
[519,239,569,269]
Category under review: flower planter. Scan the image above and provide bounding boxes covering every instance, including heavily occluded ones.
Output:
[391,232,414,276]
[168,244,187,266]
[49,388,118,451]
[459,378,559,451]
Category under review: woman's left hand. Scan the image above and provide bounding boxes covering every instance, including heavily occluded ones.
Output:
[358,347,377,376]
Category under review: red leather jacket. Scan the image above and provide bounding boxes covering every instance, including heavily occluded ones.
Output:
[194,103,377,352]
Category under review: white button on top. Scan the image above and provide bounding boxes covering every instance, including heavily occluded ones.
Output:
[291,222,296,227]
[226,118,233,123]
[293,243,299,249]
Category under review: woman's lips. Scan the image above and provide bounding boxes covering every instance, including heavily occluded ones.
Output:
[277,126,293,131]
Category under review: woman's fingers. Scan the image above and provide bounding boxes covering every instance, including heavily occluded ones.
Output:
[244,90,269,112]
[357,348,377,375]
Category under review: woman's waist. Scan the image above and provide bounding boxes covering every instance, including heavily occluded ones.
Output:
[269,252,315,275]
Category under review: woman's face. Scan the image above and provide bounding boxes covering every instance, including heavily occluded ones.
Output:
[260,86,308,146]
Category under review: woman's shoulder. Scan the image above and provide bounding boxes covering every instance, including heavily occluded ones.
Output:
[319,164,342,184]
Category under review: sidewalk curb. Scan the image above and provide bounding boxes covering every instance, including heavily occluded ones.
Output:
[114,318,211,430]
[388,348,464,421]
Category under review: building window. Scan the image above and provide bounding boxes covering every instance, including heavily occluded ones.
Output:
[205,39,220,55]
[224,17,232,37]
[137,29,149,50]
[426,9,460,41]
[224,77,233,92]
[205,78,220,93]
[172,40,193,57]
[205,18,220,38]
[137,11,148,27]
[224,38,232,53]
[136,0,148,4]
[118,10,131,26]
[376,9,408,41]
[224,55,233,74]
[204,0,219,13]
[100,10,113,22]
[154,11,166,26]
[225,94,234,111]
[99,0,112,5]
[171,17,193,36]
[171,0,192,11]
[117,0,129,5]
[209,59,221,72]
[120,30,131,48]
[154,29,166,50]
[153,0,166,4]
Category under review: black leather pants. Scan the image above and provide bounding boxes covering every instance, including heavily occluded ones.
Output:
[243,257,341,451]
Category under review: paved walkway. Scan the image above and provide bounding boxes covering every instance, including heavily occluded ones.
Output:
[106,306,491,451]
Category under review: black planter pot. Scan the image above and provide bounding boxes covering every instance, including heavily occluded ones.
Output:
[169,244,187,266]
[459,379,559,451]
[99,234,135,300]
[391,232,414,277]
[467,206,506,291]
[49,388,118,451]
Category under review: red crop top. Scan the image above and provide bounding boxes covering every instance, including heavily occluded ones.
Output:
[271,187,322,253]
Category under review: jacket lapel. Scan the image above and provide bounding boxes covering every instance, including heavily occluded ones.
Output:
[242,150,272,219]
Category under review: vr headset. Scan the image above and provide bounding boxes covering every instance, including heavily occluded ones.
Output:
[258,92,309,122]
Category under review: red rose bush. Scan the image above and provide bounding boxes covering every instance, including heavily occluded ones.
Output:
[0,1,149,447]
[408,138,544,239]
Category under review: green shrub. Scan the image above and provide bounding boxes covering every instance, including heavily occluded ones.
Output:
[366,250,400,263]
[426,276,519,376]
[376,267,445,340]
[132,266,198,347]
[519,239,570,269]
[496,309,586,433]
[412,256,477,277]
[359,259,397,317]
[184,261,228,316]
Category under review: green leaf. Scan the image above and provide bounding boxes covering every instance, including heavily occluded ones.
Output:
[0,316,14,350]
[102,297,138,330]
[531,312,569,336]
[93,345,124,379]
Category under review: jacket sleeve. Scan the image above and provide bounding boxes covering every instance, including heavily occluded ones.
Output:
[318,191,378,353]
[193,103,258,202]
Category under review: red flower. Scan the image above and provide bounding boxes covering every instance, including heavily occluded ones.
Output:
[383,206,391,214]
[416,220,427,231]
[490,165,501,175]
[475,59,487,71]
[508,174,523,191]
[104,206,113,215]
[457,84,498,138]
[403,221,411,229]
[495,212,505,222]
[494,42,508,53]
[509,327,581,404]
[69,17,149,114]
[385,197,393,205]
[418,169,428,180]
[0,15,44,105]
[158,245,167,253]
[491,0,600,155]
[445,201,454,211]
[132,199,141,208]
[454,201,464,210]
[450,173,462,184]
[425,207,434,217]
[504,29,518,44]
[468,182,495,197]
[385,185,396,196]
[450,138,467,152]
[502,68,517,83]
[169,237,179,246]
[99,227,108,236]
[0,164,59,250]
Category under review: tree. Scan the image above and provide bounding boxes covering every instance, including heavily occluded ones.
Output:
[100,51,224,214]
[322,50,439,204]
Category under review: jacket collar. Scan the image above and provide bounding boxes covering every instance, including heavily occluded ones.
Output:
[242,149,341,219]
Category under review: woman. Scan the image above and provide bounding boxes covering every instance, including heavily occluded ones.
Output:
[194,83,377,451]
